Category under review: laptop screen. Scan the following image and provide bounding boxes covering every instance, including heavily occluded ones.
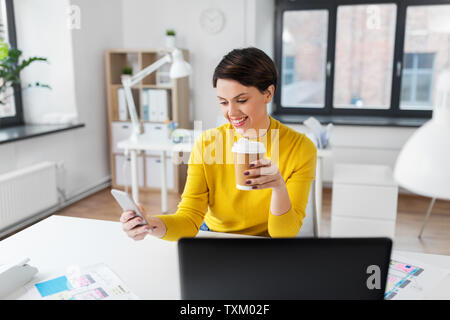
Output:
[178,237,392,300]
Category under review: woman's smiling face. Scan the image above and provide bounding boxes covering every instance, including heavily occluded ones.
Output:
[216,79,274,137]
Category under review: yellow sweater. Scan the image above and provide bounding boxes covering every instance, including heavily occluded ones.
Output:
[156,117,317,241]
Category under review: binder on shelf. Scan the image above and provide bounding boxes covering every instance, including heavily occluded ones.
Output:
[147,89,169,122]
[154,90,161,122]
[159,90,169,122]
[117,88,128,121]
[148,89,158,122]
[142,89,149,121]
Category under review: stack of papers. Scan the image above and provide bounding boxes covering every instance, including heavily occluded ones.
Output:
[16,263,138,300]
[385,255,449,300]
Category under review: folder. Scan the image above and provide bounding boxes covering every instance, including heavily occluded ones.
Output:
[141,89,149,121]
[159,90,169,122]
[149,90,158,122]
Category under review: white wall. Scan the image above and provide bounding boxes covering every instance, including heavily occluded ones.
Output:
[68,0,123,194]
[0,0,123,198]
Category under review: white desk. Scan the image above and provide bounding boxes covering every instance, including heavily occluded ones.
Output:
[1,215,449,300]
[117,134,193,213]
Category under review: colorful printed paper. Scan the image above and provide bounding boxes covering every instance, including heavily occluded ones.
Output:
[20,263,138,300]
[385,255,449,300]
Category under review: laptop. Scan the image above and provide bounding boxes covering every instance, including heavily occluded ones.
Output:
[178,237,392,300]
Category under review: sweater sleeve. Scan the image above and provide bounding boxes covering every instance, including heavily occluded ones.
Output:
[268,135,317,238]
[155,135,209,241]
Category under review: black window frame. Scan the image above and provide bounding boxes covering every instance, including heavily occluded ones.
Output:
[273,0,450,120]
[0,0,24,128]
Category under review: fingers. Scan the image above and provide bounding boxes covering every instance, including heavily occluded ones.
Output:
[250,180,280,190]
[244,165,277,177]
[129,224,151,238]
[121,214,166,240]
[120,204,154,241]
[120,210,137,223]
[122,216,145,232]
[244,167,261,177]
[249,158,271,168]
[245,174,277,187]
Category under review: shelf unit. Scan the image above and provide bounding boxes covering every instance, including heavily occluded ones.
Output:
[105,48,190,194]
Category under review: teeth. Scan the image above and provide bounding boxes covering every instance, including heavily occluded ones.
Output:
[231,117,247,124]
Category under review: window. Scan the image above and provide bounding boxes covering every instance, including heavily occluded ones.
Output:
[401,53,435,108]
[333,4,397,110]
[281,10,328,108]
[274,0,450,120]
[400,4,450,110]
[0,0,23,127]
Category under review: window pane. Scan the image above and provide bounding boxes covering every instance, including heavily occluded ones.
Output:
[403,53,414,69]
[333,4,397,109]
[416,74,432,102]
[281,10,328,108]
[400,5,450,110]
[0,0,16,119]
[417,53,434,69]
[285,56,295,69]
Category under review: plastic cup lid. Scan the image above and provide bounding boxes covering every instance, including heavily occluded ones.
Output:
[231,138,266,154]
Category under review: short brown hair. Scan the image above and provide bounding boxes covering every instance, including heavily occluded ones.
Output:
[212,47,278,94]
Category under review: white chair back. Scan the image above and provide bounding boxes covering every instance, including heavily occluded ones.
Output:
[296,180,318,237]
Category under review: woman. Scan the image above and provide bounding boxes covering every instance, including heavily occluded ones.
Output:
[120,47,317,241]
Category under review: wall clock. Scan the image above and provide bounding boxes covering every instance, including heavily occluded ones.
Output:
[200,8,225,35]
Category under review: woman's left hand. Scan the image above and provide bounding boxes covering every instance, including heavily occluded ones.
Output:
[243,158,285,190]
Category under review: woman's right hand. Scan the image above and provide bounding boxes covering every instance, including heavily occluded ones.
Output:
[120,204,167,240]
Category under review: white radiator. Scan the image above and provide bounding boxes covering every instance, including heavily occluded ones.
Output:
[0,162,59,232]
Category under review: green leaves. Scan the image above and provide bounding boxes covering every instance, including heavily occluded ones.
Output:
[0,41,8,60]
[0,40,50,105]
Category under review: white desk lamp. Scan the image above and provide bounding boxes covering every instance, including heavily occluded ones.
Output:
[121,48,191,142]
[394,69,450,237]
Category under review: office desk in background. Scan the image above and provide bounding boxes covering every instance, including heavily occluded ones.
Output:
[117,135,193,213]
[1,215,449,300]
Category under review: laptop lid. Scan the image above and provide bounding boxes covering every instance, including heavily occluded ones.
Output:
[178,237,392,300]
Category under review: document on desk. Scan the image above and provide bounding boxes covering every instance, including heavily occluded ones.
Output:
[385,254,449,300]
[16,263,139,300]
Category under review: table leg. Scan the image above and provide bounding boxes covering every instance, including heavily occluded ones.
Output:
[130,149,139,204]
[161,150,167,213]
[315,157,323,236]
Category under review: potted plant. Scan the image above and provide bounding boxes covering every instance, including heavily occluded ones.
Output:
[120,65,133,87]
[165,29,176,48]
[0,38,50,107]
[121,66,133,76]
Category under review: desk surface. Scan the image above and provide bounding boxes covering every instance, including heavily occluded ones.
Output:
[1,215,449,300]
[117,134,193,152]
